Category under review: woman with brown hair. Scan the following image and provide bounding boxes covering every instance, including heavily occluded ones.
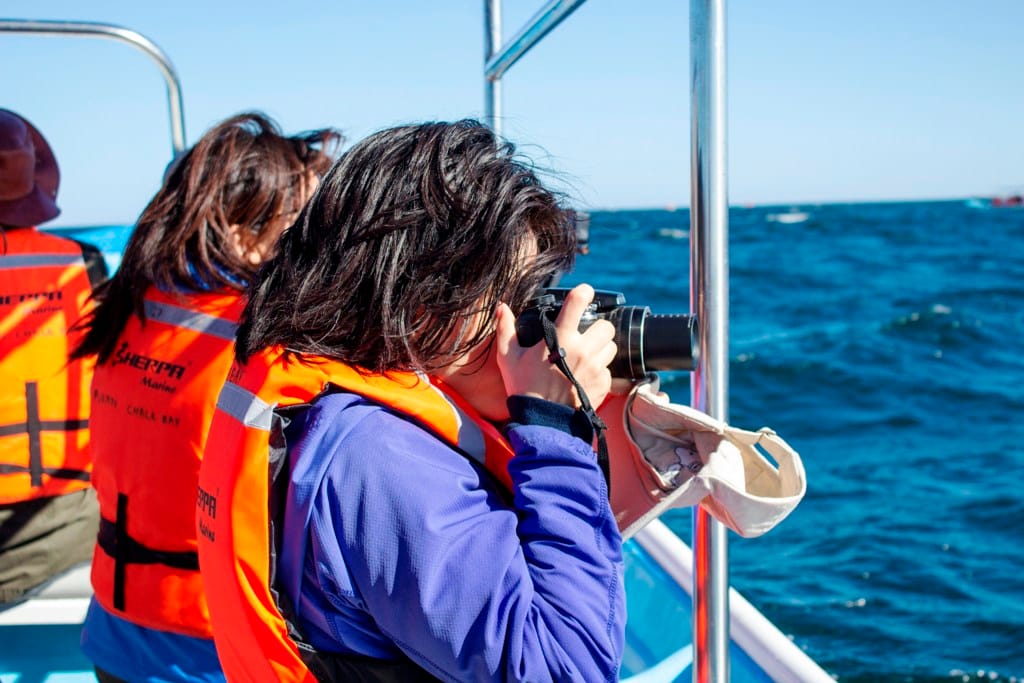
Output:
[196,120,625,682]
[71,112,341,682]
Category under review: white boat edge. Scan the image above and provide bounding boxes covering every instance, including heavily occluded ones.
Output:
[2,522,836,682]
[1,225,837,681]
[634,520,835,683]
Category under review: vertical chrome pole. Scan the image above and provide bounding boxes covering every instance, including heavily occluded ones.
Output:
[689,0,730,682]
[484,0,503,136]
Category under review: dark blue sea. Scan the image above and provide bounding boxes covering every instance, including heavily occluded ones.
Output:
[562,200,1024,683]
[58,199,1023,682]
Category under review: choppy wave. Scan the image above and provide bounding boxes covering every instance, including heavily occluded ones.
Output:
[567,201,1024,681]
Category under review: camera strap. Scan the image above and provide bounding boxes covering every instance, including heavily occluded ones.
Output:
[538,309,611,494]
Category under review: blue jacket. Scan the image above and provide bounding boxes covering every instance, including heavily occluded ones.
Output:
[277,391,625,682]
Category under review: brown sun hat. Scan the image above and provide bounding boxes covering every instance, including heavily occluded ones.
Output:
[0,109,60,227]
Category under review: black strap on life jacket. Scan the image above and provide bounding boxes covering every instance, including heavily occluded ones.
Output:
[267,401,442,683]
[0,381,90,488]
[96,493,200,611]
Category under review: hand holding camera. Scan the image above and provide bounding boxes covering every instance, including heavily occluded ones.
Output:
[515,287,699,381]
[495,284,617,410]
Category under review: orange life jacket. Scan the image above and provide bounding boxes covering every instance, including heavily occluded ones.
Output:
[90,287,244,638]
[196,348,515,682]
[0,228,102,504]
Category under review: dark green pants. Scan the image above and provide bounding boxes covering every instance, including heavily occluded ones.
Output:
[0,488,98,605]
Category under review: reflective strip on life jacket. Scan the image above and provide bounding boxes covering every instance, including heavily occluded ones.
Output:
[0,253,86,269]
[216,379,275,430]
[144,299,240,341]
[0,230,99,504]
[90,288,242,638]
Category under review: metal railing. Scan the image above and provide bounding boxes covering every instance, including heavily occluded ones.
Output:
[689,2,730,681]
[0,19,186,155]
[482,2,731,681]
[483,0,587,137]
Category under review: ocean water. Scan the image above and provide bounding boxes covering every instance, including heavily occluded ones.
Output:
[562,200,1024,682]
[54,200,1022,682]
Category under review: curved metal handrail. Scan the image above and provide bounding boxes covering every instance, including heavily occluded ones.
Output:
[483,0,587,136]
[484,0,587,82]
[0,18,186,155]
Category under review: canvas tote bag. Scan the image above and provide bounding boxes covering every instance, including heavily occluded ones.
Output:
[599,375,807,539]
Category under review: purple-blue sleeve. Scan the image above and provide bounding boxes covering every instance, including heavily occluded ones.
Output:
[293,395,624,683]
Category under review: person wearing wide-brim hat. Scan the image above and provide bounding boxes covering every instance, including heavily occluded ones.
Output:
[0,108,108,607]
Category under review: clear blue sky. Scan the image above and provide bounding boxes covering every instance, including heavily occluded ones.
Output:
[3,0,1023,226]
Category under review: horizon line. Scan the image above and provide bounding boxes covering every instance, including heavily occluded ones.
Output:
[44,195,983,230]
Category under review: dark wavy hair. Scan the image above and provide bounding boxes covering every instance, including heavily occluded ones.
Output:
[236,119,576,373]
[72,112,342,363]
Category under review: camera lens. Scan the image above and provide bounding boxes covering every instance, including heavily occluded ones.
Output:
[603,307,699,380]
[643,314,699,373]
[514,288,700,380]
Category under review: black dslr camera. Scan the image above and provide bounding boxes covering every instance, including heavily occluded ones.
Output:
[515,288,699,381]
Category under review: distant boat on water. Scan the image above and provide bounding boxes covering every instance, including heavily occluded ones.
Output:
[991,194,1023,207]
[966,194,1024,209]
